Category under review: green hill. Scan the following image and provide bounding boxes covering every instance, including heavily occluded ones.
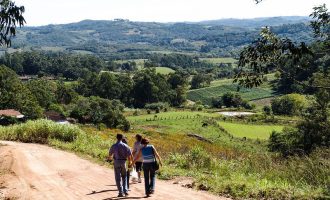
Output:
[7,18,313,59]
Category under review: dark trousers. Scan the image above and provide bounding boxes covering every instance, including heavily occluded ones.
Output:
[114,162,128,194]
[143,162,156,195]
[126,170,130,189]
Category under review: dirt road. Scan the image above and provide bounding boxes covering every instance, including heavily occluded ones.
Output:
[0,141,229,200]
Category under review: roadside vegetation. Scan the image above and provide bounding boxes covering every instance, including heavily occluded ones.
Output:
[0,115,328,199]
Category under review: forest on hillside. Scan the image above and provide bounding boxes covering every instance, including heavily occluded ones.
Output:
[4,17,314,59]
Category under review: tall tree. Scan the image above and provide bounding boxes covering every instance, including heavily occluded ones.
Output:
[0,0,25,46]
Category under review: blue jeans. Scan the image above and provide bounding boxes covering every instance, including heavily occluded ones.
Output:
[143,162,156,195]
[114,161,128,194]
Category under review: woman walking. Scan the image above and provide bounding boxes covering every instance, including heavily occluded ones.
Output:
[132,134,143,183]
[133,138,162,197]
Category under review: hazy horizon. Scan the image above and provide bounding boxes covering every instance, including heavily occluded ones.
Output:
[15,0,326,26]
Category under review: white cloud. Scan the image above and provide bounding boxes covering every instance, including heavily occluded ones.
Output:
[15,0,328,26]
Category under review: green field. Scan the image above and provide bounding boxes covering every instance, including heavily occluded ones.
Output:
[188,84,276,105]
[219,122,284,140]
[127,111,218,122]
[201,57,238,65]
[154,67,175,74]
[188,75,277,105]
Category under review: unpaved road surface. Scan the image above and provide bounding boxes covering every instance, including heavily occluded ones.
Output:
[0,141,229,200]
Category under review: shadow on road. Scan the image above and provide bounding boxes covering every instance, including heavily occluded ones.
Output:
[86,189,118,195]
[103,197,144,200]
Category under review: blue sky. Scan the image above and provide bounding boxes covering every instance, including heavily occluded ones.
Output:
[15,0,328,26]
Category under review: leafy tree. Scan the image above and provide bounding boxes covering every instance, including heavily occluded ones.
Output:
[132,68,171,107]
[56,81,78,105]
[0,66,42,119]
[70,96,129,130]
[237,4,330,154]
[212,92,251,109]
[0,0,25,46]
[271,94,307,116]
[191,74,212,89]
[26,79,57,109]
[96,72,122,100]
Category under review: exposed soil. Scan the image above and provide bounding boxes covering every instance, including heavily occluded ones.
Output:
[0,141,230,200]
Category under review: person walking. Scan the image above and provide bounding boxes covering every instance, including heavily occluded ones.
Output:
[133,138,162,197]
[132,134,143,183]
[122,138,132,191]
[108,134,133,197]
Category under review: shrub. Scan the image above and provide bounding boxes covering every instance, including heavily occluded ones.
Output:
[263,106,272,115]
[145,102,169,111]
[133,109,139,116]
[271,94,307,116]
[212,92,253,109]
[0,119,82,144]
[167,147,212,170]
[268,128,304,156]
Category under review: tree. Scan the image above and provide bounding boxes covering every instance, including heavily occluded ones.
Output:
[212,92,251,109]
[191,74,212,89]
[70,96,129,130]
[26,79,57,109]
[96,72,122,100]
[56,81,78,105]
[0,66,42,119]
[0,0,25,46]
[132,68,171,107]
[271,94,307,116]
[237,4,330,154]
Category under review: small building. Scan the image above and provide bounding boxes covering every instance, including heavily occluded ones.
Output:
[0,109,24,119]
[44,111,70,124]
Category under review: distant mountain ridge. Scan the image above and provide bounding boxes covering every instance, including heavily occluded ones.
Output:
[198,16,310,28]
[7,16,313,59]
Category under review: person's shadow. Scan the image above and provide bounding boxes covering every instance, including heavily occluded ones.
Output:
[86,189,118,195]
[103,197,143,200]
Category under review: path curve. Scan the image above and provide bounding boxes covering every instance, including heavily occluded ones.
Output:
[0,141,229,200]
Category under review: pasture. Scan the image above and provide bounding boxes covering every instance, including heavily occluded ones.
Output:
[154,67,175,74]
[200,57,238,65]
[219,122,284,140]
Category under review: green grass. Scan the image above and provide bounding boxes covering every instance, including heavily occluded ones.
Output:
[218,122,284,140]
[127,111,218,122]
[154,67,175,75]
[0,117,328,199]
[188,75,277,105]
[200,57,238,65]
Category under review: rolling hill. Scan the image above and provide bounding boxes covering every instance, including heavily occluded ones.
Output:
[7,17,313,59]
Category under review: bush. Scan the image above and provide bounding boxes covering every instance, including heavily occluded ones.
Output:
[212,92,253,109]
[271,94,307,116]
[133,109,139,116]
[0,119,82,144]
[263,105,272,115]
[144,102,169,111]
[167,147,212,170]
[268,128,304,156]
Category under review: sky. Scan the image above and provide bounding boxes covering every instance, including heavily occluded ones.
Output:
[14,0,328,26]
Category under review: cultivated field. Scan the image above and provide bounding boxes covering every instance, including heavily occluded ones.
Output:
[219,122,284,140]
[188,75,277,105]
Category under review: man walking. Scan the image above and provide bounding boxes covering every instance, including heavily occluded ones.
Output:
[108,134,133,197]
